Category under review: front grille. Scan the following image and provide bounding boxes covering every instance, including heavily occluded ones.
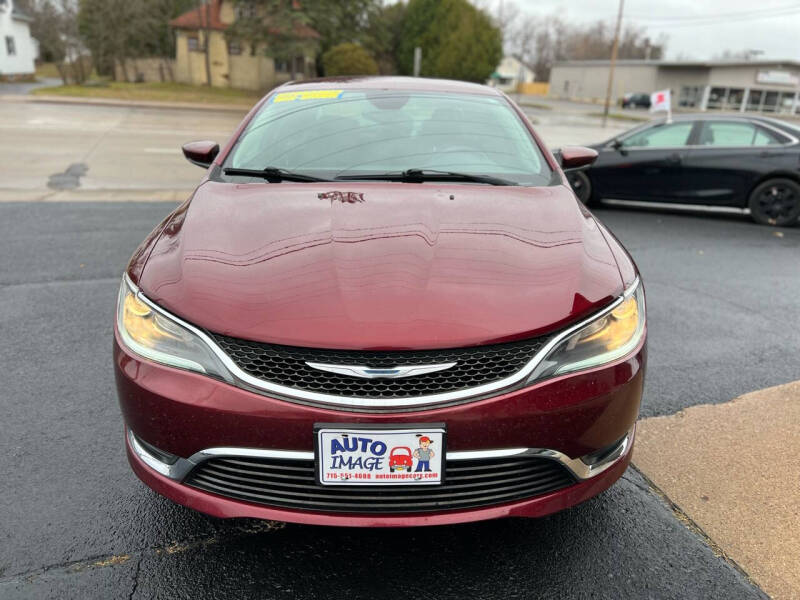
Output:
[208,334,547,399]
[185,455,576,513]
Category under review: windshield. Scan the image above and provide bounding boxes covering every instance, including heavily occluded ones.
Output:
[223,90,552,186]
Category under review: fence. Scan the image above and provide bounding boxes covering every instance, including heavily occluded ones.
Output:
[517,82,549,96]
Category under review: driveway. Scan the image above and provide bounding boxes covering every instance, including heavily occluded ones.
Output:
[0,77,61,95]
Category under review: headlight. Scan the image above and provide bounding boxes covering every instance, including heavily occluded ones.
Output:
[116,276,232,382]
[529,280,645,381]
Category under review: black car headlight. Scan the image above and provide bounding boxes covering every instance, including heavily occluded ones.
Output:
[529,280,645,381]
[116,275,233,382]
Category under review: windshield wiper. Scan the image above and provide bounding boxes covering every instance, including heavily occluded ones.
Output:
[335,168,514,186]
[223,167,328,183]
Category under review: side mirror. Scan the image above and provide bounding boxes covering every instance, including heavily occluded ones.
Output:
[560,146,598,171]
[182,140,220,169]
[610,138,623,150]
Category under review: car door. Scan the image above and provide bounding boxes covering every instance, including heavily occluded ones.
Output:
[590,120,699,202]
[681,120,792,207]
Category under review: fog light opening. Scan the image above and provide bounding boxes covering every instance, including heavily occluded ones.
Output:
[580,434,628,467]
[128,429,181,477]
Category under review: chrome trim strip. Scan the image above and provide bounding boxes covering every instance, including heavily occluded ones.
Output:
[447,448,530,460]
[447,425,634,480]
[127,428,196,481]
[601,198,750,215]
[747,119,799,146]
[127,429,316,482]
[122,274,641,410]
[189,446,315,463]
[129,426,635,483]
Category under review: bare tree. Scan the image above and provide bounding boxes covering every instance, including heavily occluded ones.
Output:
[77,0,194,82]
[18,0,87,84]
[228,0,315,80]
[501,2,667,81]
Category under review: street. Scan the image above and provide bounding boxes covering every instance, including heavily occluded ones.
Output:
[0,99,629,200]
[0,101,243,198]
[0,98,798,599]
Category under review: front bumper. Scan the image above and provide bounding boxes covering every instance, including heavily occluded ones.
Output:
[115,329,645,526]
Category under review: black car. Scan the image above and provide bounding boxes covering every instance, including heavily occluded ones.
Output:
[621,93,651,109]
[566,114,800,226]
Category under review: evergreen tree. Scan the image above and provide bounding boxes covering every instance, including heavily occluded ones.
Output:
[398,0,501,83]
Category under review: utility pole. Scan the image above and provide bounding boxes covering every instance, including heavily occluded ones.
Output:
[199,0,212,87]
[413,47,422,77]
[602,0,624,127]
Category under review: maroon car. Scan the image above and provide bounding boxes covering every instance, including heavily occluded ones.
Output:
[115,77,646,527]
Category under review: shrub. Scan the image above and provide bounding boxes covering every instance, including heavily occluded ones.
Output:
[322,43,379,76]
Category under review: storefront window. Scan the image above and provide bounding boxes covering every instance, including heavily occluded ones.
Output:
[679,86,702,107]
[746,90,763,111]
[777,92,796,114]
[762,91,779,112]
[707,87,726,109]
[724,88,744,110]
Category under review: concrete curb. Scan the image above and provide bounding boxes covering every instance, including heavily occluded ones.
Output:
[0,94,253,113]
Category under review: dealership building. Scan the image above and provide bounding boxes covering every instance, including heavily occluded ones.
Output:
[549,59,800,114]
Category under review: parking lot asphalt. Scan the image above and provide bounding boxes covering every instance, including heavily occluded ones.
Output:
[3,200,796,599]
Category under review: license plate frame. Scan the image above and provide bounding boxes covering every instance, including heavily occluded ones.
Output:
[314,423,446,486]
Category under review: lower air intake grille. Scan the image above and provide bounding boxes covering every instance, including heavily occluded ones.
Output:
[185,455,576,513]
[208,334,547,399]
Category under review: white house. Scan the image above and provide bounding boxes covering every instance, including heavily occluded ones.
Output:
[489,56,536,92]
[0,0,36,80]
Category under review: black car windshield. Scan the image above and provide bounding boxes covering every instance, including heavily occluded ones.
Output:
[223,90,552,186]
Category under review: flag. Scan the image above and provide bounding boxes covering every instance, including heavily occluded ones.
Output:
[650,89,671,113]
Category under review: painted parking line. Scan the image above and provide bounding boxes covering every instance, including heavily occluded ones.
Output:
[634,380,800,600]
[144,147,178,154]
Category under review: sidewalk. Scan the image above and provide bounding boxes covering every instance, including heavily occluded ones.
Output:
[634,380,800,600]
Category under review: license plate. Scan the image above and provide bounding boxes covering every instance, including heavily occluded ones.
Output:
[315,423,446,486]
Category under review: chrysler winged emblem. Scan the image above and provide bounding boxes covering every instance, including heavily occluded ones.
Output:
[305,362,457,379]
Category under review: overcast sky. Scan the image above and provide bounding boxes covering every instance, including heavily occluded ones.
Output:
[507,0,800,61]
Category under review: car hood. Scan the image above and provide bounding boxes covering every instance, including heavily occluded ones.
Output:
[137,181,624,350]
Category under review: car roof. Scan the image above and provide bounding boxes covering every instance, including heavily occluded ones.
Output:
[271,76,503,97]
[648,113,792,125]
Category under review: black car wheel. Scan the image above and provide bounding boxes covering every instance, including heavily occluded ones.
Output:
[566,171,594,205]
[748,178,800,227]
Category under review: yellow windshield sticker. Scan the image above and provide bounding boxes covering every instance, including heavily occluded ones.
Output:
[272,90,343,103]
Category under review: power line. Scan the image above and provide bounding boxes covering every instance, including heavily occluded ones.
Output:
[628,2,800,20]
[628,4,800,27]
[642,10,800,28]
